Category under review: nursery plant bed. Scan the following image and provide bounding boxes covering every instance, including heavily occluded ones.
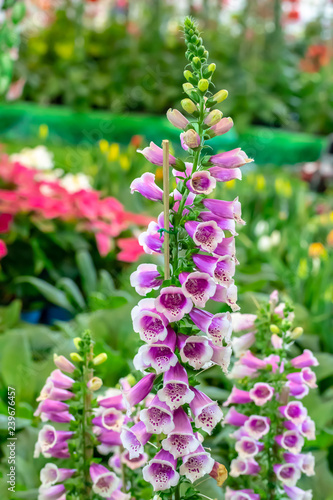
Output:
[0,102,327,165]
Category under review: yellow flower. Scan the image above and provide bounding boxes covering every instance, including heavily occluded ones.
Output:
[119,154,130,171]
[308,242,327,259]
[39,124,49,140]
[108,143,120,162]
[255,174,266,191]
[99,139,109,154]
[225,179,235,189]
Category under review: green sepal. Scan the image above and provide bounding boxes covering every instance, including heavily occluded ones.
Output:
[175,158,186,172]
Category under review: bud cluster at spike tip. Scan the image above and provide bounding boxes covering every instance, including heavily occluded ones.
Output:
[34,333,133,499]
[224,291,318,499]
[126,17,249,493]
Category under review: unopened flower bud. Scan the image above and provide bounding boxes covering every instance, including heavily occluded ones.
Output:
[204,109,223,127]
[126,374,136,386]
[270,324,280,334]
[208,63,216,73]
[183,83,194,94]
[70,352,83,363]
[181,98,197,114]
[181,129,201,149]
[198,79,209,92]
[167,109,189,130]
[93,353,108,365]
[289,327,304,340]
[213,89,228,103]
[87,377,103,391]
[184,70,193,81]
[73,337,82,350]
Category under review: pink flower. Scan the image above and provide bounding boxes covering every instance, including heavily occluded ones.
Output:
[179,444,215,483]
[209,166,242,182]
[117,237,145,262]
[290,349,319,369]
[166,109,189,129]
[161,407,200,458]
[140,395,175,434]
[189,387,223,434]
[40,463,76,487]
[235,436,264,458]
[142,450,179,491]
[232,332,256,358]
[130,263,162,296]
[131,298,168,344]
[276,430,304,454]
[189,308,232,346]
[178,334,213,370]
[120,421,151,459]
[225,487,260,500]
[185,220,224,253]
[157,363,194,410]
[180,271,217,307]
[274,463,301,487]
[180,129,201,149]
[155,286,193,322]
[230,457,260,477]
[283,485,313,500]
[130,172,163,202]
[210,117,234,136]
[209,148,252,168]
[243,415,270,439]
[224,407,248,427]
[223,387,252,406]
[138,142,176,166]
[90,463,119,498]
[187,170,216,195]
[203,197,244,225]
[0,240,7,259]
[279,401,308,426]
[249,383,274,406]
[0,213,13,233]
[122,374,156,414]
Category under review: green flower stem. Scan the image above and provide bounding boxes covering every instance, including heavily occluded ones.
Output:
[82,344,94,494]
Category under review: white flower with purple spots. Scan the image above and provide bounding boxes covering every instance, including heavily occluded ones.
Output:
[142,450,179,491]
[155,287,193,322]
[180,271,217,307]
[185,220,224,253]
[161,407,200,458]
[157,363,195,410]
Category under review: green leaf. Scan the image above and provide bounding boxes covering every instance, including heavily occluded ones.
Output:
[314,353,333,381]
[98,270,115,294]
[57,277,86,312]
[76,250,97,296]
[16,277,75,313]
[0,299,21,332]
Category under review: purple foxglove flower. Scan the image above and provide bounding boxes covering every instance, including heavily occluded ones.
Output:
[287,368,317,389]
[162,407,200,458]
[37,381,73,402]
[139,221,164,254]
[210,344,232,372]
[290,349,319,369]
[142,449,179,491]
[283,485,313,500]
[140,395,175,434]
[214,236,237,260]
[249,383,275,406]
[35,400,69,417]
[198,212,238,235]
[38,425,73,453]
[97,430,123,446]
[240,350,267,370]
[133,327,178,374]
[284,452,315,476]
[121,450,148,470]
[38,484,66,500]
[172,190,196,216]
[300,417,316,440]
[155,286,193,322]
[286,381,309,399]
[211,284,240,311]
[122,373,156,414]
[138,141,176,166]
[189,308,232,345]
[235,436,264,458]
[185,220,225,253]
[279,401,308,426]
[157,363,194,410]
[98,391,125,410]
[187,171,216,195]
[224,407,248,427]
[273,463,301,487]
[109,453,122,473]
[120,421,152,459]
[49,370,74,389]
[228,361,257,379]
[203,197,244,224]
[90,463,119,498]
[223,387,252,406]
[132,298,168,344]
[167,108,189,129]
[178,334,213,370]
[179,444,215,482]
[271,333,283,349]
[180,271,216,307]
[276,430,304,454]
[180,129,201,149]
[209,166,242,182]
[210,117,234,136]
[189,387,223,434]
[230,457,261,477]
[209,148,252,168]
[130,172,163,202]
[193,254,235,287]
[40,463,76,486]
[130,263,162,296]
[53,354,75,373]
[232,314,256,333]
[225,487,260,500]
[40,411,74,424]
[109,488,132,500]
[92,408,125,432]
[243,415,270,439]
[232,332,256,358]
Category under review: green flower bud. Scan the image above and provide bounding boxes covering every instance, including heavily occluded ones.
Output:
[70,353,83,363]
[204,109,223,126]
[184,70,193,81]
[73,337,82,350]
[181,98,197,114]
[183,83,194,94]
[93,353,108,365]
[270,325,280,334]
[198,79,209,92]
[289,327,304,340]
[208,63,216,73]
[192,56,201,68]
[213,89,228,103]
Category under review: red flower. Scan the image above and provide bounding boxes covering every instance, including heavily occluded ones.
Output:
[117,238,145,263]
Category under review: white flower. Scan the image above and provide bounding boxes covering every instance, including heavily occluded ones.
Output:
[59,173,92,193]
[11,146,54,170]
[254,220,269,236]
